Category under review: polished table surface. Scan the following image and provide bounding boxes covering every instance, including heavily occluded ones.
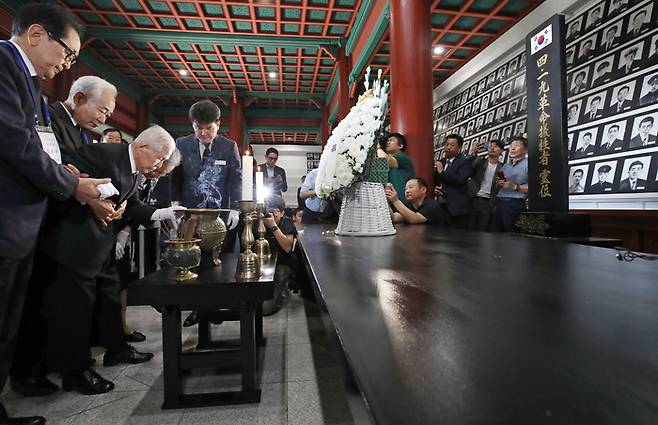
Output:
[296,224,658,425]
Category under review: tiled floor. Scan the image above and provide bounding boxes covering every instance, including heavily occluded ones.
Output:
[2,296,370,425]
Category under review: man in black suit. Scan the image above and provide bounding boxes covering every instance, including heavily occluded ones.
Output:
[627,10,649,38]
[592,61,611,86]
[573,132,597,158]
[39,126,176,396]
[0,4,108,424]
[618,47,640,76]
[599,26,619,52]
[599,124,624,153]
[570,71,588,95]
[629,117,657,148]
[605,85,634,115]
[618,161,647,191]
[648,39,658,64]
[640,75,658,106]
[259,147,288,199]
[583,96,603,122]
[588,165,614,193]
[49,75,117,156]
[433,134,473,229]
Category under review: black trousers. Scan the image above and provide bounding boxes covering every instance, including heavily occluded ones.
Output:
[443,208,469,229]
[468,196,495,231]
[0,252,34,396]
[43,254,124,373]
[9,252,54,381]
[301,206,319,224]
[493,198,525,232]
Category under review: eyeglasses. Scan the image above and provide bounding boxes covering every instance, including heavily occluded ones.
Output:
[266,156,278,160]
[45,29,78,65]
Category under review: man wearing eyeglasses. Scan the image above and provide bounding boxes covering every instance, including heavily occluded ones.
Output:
[258,147,288,199]
[0,3,108,425]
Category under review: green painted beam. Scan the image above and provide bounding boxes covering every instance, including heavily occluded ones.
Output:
[248,126,320,133]
[85,27,341,49]
[328,104,339,125]
[345,0,375,56]
[325,73,339,106]
[163,124,231,132]
[148,89,323,102]
[245,108,321,119]
[349,3,390,86]
[79,51,142,101]
[154,105,228,116]
[0,0,24,12]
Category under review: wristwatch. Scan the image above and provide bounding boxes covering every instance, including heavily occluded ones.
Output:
[269,226,279,233]
[514,184,520,191]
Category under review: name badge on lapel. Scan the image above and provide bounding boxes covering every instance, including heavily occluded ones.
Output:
[215,159,226,166]
[36,125,62,164]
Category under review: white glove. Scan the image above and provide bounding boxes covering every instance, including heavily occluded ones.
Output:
[151,205,186,221]
[115,230,130,260]
[226,210,239,230]
[97,182,119,200]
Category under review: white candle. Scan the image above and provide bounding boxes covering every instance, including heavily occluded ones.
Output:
[242,151,253,200]
[256,167,265,204]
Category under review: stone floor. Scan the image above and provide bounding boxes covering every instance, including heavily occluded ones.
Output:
[3,296,371,425]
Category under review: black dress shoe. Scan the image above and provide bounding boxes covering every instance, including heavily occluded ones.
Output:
[103,344,154,367]
[61,369,114,395]
[10,376,59,397]
[183,311,198,327]
[0,416,46,425]
[124,330,146,343]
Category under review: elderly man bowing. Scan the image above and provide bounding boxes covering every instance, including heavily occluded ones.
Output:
[39,126,178,395]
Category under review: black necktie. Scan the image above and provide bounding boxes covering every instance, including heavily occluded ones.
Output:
[201,144,211,167]
[79,127,90,145]
[31,76,46,126]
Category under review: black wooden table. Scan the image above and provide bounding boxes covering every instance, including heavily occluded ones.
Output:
[296,224,658,425]
[128,253,275,409]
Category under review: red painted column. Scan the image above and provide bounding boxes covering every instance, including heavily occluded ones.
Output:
[229,92,245,152]
[389,0,433,187]
[337,47,350,121]
[320,104,329,147]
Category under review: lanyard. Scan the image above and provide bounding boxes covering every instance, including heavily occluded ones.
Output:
[0,41,51,126]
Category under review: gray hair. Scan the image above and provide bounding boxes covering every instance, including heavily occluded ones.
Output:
[66,76,117,103]
[164,148,181,167]
[132,125,175,152]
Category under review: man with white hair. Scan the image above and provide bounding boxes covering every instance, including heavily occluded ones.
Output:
[37,126,178,395]
[50,75,116,154]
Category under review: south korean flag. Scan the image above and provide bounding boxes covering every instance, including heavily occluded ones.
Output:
[531,25,553,55]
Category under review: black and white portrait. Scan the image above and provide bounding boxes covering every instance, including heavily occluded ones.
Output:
[477,79,486,94]
[520,96,527,113]
[469,85,477,100]
[586,3,604,29]
[617,41,643,76]
[618,156,651,191]
[566,16,583,41]
[485,111,495,126]
[582,91,607,122]
[567,100,582,126]
[492,88,501,105]
[508,57,519,75]
[587,160,617,193]
[481,94,490,110]
[607,0,629,17]
[648,34,658,64]
[591,56,614,86]
[457,108,464,121]
[472,99,481,114]
[475,115,485,132]
[629,113,658,149]
[486,72,496,89]
[502,82,513,99]
[514,120,526,136]
[491,130,500,141]
[568,165,589,194]
[466,121,475,136]
[495,105,506,124]
[480,134,489,145]
[606,82,636,115]
[566,47,576,66]
[507,100,519,118]
[578,34,598,60]
[519,52,526,66]
[599,21,622,51]
[573,128,599,158]
[569,68,590,96]
[461,91,469,105]
[464,104,472,118]
[502,125,512,142]
[496,64,507,82]
[599,120,626,153]
[639,73,658,106]
[626,4,652,38]
[514,74,526,93]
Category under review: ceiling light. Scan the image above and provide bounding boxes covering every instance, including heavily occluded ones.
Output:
[268,71,277,79]
[433,46,446,55]
[178,69,188,76]
[287,137,292,141]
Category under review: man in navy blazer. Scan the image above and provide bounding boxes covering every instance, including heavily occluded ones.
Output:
[433,134,473,228]
[258,147,288,198]
[171,100,242,211]
[0,4,107,424]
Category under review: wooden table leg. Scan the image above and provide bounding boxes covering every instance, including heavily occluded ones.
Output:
[240,302,258,395]
[161,305,182,409]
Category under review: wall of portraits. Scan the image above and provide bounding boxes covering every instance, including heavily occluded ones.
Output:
[432,50,528,164]
[566,0,658,200]
[433,0,658,208]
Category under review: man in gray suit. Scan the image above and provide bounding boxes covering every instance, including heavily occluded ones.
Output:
[629,117,657,148]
